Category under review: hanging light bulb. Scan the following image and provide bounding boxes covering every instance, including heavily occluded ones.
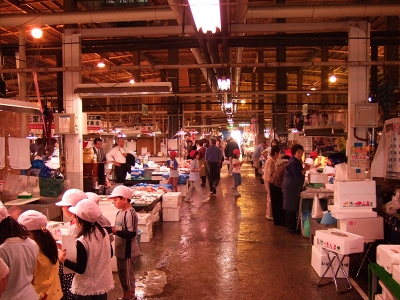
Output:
[129,79,135,84]
[329,74,337,83]
[31,28,43,39]
[97,60,105,68]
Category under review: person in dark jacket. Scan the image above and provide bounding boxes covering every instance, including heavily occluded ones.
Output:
[224,137,239,174]
[281,144,310,233]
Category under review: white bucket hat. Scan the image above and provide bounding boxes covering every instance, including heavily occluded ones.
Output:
[18,210,47,231]
[56,189,87,207]
[69,199,101,223]
[85,192,100,205]
[109,185,132,200]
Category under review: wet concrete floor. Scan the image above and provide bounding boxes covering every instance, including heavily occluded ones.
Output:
[108,162,367,300]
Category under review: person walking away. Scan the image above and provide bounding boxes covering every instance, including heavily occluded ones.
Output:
[197,140,208,187]
[165,151,179,192]
[281,144,310,233]
[269,155,291,226]
[231,149,243,196]
[0,205,39,300]
[224,137,239,175]
[205,138,223,195]
[58,199,114,300]
[263,145,280,220]
[18,210,62,300]
[106,136,129,183]
[109,186,140,300]
[185,151,210,203]
[252,139,268,176]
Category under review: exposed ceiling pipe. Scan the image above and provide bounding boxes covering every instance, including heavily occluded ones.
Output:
[1,4,399,28]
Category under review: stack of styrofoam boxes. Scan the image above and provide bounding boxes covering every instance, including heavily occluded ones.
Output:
[312,229,364,278]
[137,212,153,242]
[151,201,162,224]
[162,192,182,221]
[329,180,377,219]
[376,245,400,300]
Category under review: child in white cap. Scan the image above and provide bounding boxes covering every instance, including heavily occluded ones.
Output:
[18,210,62,300]
[0,205,39,300]
[55,188,87,299]
[58,199,114,299]
[109,185,140,300]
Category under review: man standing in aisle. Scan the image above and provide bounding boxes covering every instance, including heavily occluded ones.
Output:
[252,139,268,176]
[93,137,106,185]
[224,137,239,175]
[205,138,223,195]
[106,136,129,183]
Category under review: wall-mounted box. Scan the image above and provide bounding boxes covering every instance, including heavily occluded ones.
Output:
[352,103,379,127]
[54,113,78,134]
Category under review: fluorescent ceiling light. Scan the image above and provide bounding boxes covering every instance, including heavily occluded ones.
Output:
[74,82,173,97]
[189,0,221,33]
[0,98,42,115]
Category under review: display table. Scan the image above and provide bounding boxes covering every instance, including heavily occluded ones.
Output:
[368,263,400,300]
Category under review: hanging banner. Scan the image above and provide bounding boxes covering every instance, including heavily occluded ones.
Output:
[385,119,400,179]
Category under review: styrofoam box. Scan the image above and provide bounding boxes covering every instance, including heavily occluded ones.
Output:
[156,202,162,212]
[137,213,152,225]
[334,180,376,195]
[393,265,400,285]
[329,205,377,219]
[152,211,160,223]
[141,230,153,243]
[309,173,328,184]
[311,245,349,279]
[315,229,364,255]
[163,206,181,221]
[376,245,400,274]
[379,280,396,300]
[338,216,384,241]
[333,193,376,208]
[177,183,188,197]
[162,192,182,208]
[138,221,152,234]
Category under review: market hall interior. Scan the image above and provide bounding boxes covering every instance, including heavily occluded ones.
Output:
[108,163,366,300]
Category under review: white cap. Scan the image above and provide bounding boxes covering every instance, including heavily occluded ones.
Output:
[69,199,101,223]
[0,205,10,223]
[109,185,132,200]
[18,210,47,231]
[305,158,314,165]
[85,192,100,205]
[56,189,87,207]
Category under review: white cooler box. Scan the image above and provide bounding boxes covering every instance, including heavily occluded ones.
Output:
[163,206,181,221]
[393,265,400,285]
[141,230,153,243]
[333,193,376,208]
[333,180,376,208]
[138,221,152,234]
[329,205,377,219]
[376,245,400,274]
[162,192,182,208]
[137,213,152,225]
[338,216,384,241]
[311,245,349,278]
[177,182,188,197]
[315,229,364,255]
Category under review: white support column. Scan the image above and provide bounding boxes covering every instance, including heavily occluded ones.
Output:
[347,21,370,179]
[63,29,83,189]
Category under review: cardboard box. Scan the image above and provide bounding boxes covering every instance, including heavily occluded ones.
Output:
[311,245,349,279]
[309,173,328,184]
[376,245,400,274]
[309,218,336,246]
[162,192,182,208]
[338,216,383,241]
[141,230,153,243]
[315,229,364,255]
[137,213,152,225]
[162,206,181,221]
[334,180,376,195]
[138,221,152,234]
[333,193,376,208]
[393,265,400,285]
[329,205,377,219]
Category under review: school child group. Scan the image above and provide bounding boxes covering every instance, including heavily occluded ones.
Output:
[0,185,140,300]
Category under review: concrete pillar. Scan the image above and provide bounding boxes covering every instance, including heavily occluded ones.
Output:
[63,29,83,189]
[347,21,370,179]
[167,48,180,139]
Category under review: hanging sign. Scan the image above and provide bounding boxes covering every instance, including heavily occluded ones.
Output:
[385,119,400,179]
[87,115,102,131]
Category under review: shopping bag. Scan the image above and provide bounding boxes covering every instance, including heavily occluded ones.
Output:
[311,194,324,219]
